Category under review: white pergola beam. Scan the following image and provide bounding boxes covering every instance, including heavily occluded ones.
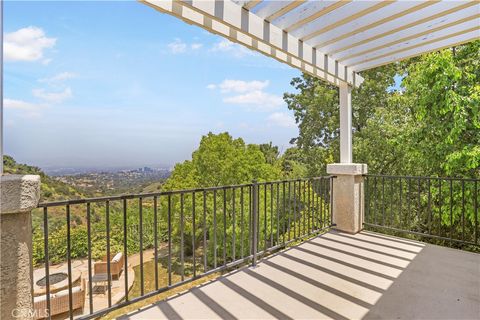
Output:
[339,82,352,164]
[142,0,364,88]
[345,20,479,66]
[352,27,479,71]
[325,1,478,56]
[335,12,480,62]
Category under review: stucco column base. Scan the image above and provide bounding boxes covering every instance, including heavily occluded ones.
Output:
[1,175,41,320]
[326,164,367,234]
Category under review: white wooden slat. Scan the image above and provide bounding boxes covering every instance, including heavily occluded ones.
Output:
[352,29,480,71]
[142,0,363,87]
[290,1,376,39]
[332,8,479,61]
[243,1,262,10]
[323,1,474,55]
[253,1,294,19]
[272,0,340,30]
[342,19,480,66]
[306,1,426,49]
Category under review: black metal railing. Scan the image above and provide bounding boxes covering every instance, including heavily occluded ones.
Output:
[364,174,479,248]
[34,176,333,319]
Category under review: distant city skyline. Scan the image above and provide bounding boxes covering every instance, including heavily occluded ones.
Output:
[4,1,300,169]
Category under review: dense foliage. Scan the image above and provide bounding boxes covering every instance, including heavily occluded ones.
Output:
[283,41,480,249]
[285,41,479,178]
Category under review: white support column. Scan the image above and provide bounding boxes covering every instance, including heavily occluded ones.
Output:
[339,82,352,164]
[326,81,367,234]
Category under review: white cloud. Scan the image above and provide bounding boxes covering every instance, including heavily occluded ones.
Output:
[214,79,269,94]
[223,91,283,110]
[267,112,296,128]
[191,43,203,50]
[167,38,187,54]
[39,72,76,84]
[208,79,283,111]
[4,98,47,118]
[167,39,203,54]
[210,39,256,58]
[4,26,56,62]
[32,87,72,104]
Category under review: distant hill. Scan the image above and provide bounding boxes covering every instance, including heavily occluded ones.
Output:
[3,155,86,202]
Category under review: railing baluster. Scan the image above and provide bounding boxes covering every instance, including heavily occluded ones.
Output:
[382,176,386,226]
[180,193,185,281]
[232,187,236,262]
[320,178,324,227]
[249,185,252,256]
[373,177,377,225]
[139,197,144,296]
[66,204,73,320]
[364,176,369,225]
[390,177,393,227]
[407,178,411,228]
[264,184,267,254]
[154,196,159,290]
[213,190,217,269]
[240,186,245,259]
[462,180,465,242]
[123,198,129,301]
[288,181,291,242]
[450,179,453,242]
[223,188,227,266]
[308,179,312,233]
[252,180,258,267]
[276,183,280,244]
[399,178,402,230]
[417,178,421,227]
[203,191,207,272]
[427,178,432,235]
[438,179,442,238]
[293,181,297,240]
[167,194,172,286]
[85,202,93,314]
[282,181,288,243]
[192,192,196,278]
[270,183,274,248]
[106,200,112,306]
[43,207,51,320]
[475,180,478,245]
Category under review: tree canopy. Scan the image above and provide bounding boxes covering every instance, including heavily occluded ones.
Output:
[284,41,480,178]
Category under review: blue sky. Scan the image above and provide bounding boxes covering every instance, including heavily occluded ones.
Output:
[4,1,300,169]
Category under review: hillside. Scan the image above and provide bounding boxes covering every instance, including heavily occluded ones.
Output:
[3,155,86,202]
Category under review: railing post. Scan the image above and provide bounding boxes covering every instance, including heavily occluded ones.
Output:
[327,164,368,234]
[1,175,41,320]
[251,180,258,267]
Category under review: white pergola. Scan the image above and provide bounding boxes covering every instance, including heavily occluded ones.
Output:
[141,0,479,164]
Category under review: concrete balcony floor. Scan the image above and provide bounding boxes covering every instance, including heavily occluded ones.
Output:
[121,231,480,320]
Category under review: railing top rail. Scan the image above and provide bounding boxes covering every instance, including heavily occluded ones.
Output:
[37,175,333,207]
[365,174,479,182]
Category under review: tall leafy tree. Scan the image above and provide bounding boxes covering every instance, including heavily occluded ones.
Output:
[402,41,480,177]
[283,65,398,175]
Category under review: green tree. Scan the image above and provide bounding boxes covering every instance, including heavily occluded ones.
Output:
[283,65,398,175]
[402,41,480,177]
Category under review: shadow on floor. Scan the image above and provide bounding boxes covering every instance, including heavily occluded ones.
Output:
[119,231,480,320]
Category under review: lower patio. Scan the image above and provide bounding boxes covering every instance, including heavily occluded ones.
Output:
[120,230,480,320]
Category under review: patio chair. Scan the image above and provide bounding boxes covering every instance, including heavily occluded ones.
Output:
[34,278,85,319]
[94,252,124,279]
